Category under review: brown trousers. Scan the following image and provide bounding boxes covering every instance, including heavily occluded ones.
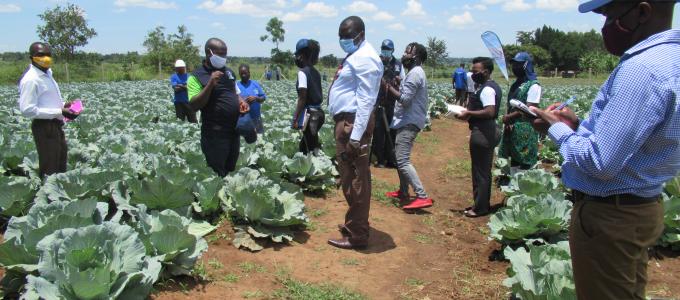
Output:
[31,119,67,178]
[334,112,375,244]
[570,199,664,300]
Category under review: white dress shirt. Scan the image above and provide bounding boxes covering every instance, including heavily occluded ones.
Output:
[18,64,64,120]
[328,41,384,141]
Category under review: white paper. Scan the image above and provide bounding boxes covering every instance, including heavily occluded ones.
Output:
[444,104,467,120]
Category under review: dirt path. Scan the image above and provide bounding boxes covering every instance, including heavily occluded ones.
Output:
[153,118,680,300]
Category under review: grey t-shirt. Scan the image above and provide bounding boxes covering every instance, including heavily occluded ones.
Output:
[391,66,428,130]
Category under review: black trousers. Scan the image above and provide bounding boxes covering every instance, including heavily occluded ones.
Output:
[175,102,197,123]
[299,109,325,155]
[200,129,240,177]
[31,119,67,178]
[469,126,496,214]
[371,105,397,166]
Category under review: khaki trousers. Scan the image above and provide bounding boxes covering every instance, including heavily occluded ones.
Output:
[570,199,664,300]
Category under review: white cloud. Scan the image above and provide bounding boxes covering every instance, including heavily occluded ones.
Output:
[0,3,20,12]
[372,11,395,21]
[197,0,283,17]
[344,1,378,13]
[448,11,474,28]
[282,2,337,22]
[535,0,579,12]
[211,21,226,29]
[387,23,406,31]
[502,0,532,11]
[401,0,425,17]
[463,4,487,11]
[114,0,177,9]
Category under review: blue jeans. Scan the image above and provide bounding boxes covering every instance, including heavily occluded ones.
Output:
[395,124,427,198]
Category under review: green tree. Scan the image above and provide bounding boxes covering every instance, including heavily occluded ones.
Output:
[516,31,535,46]
[320,54,339,69]
[425,36,448,78]
[142,25,200,77]
[503,44,551,73]
[37,3,97,82]
[260,17,285,51]
[143,26,168,77]
[579,51,618,75]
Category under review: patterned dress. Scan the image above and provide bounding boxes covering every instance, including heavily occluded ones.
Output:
[499,80,539,169]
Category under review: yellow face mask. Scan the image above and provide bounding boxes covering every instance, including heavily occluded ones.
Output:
[32,56,53,69]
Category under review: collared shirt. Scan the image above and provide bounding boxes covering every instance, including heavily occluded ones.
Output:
[170,73,189,103]
[237,80,266,119]
[18,64,64,120]
[328,41,383,141]
[391,66,428,130]
[548,29,680,198]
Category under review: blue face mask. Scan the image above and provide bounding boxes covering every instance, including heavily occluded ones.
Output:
[380,50,393,58]
[339,31,363,54]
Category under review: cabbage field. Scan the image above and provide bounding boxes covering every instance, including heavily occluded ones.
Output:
[0,79,678,299]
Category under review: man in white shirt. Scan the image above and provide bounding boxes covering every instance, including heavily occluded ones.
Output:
[328,16,384,249]
[18,42,79,178]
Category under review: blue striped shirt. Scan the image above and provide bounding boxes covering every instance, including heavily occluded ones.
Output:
[548,29,680,198]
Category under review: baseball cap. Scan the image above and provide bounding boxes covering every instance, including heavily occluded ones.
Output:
[381,39,395,50]
[511,52,532,62]
[579,0,679,13]
[295,39,310,54]
[174,59,186,68]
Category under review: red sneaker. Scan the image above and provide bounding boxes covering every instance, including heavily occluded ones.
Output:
[403,198,434,210]
[385,190,405,198]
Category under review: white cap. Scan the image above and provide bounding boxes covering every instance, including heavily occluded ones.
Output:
[174,59,186,68]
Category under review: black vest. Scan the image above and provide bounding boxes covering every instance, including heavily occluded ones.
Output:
[468,80,502,130]
[193,64,240,132]
[297,65,323,106]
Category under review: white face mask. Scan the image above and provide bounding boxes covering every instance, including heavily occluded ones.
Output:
[209,49,227,69]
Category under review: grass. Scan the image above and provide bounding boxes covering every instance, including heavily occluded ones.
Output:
[242,290,265,299]
[221,273,240,284]
[340,258,361,266]
[208,258,224,270]
[205,232,229,244]
[238,261,267,274]
[405,278,426,287]
[414,233,434,244]
[416,133,441,155]
[310,208,329,218]
[192,261,209,281]
[271,278,367,300]
[439,159,472,181]
[371,178,399,207]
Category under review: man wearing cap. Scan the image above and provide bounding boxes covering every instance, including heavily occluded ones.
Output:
[18,42,80,178]
[171,59,196,123]
[371,39,404,168]
[452,63,468,106]
[187,38,249,177]
[530,1,679,299]
[328,16,383,249]
[500,52,541,172]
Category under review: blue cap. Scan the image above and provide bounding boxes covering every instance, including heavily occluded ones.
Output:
[236,114,257,144]
[579,0,679,13]
[381,39,394,50]
[295,39,309,54]
[511,52,532,62]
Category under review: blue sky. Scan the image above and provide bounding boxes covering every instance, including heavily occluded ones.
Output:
[0,0,678,58]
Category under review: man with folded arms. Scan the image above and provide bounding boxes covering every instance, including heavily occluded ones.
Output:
[18,42,80,178]
[531,1,679,298]
[327,16,383,249]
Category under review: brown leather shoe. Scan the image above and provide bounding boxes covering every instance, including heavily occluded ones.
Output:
[337,224,350,237]
[327,237,367,250]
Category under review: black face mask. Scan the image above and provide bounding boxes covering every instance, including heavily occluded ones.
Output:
[401,56,416,69]
[512,65,525,78]
[295,57,305,69]
[471,72,486,84]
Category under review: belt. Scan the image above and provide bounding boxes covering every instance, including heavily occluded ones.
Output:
[32,118,64,125]
[333,112,355,123]
[572,190,660,205]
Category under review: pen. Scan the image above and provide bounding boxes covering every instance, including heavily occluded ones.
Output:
[555,96,576,111]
